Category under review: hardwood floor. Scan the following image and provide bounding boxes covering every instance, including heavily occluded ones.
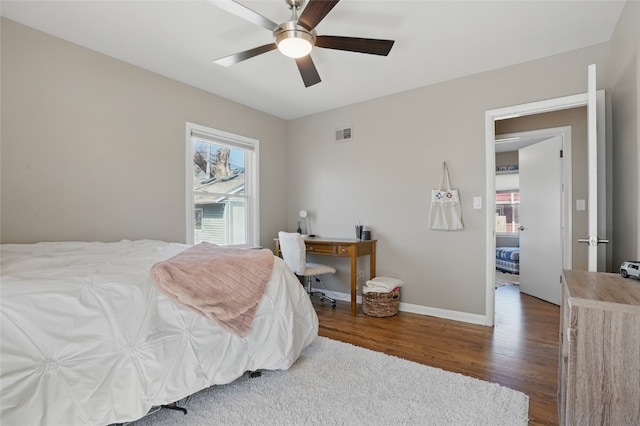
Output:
[312,285,560,426]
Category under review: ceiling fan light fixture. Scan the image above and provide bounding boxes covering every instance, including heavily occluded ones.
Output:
[212,0,395,87]
[274,22,315,58]
[277,34,312,58]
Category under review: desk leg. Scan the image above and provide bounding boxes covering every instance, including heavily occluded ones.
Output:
[350,254,357,316]
[370,242,376,280]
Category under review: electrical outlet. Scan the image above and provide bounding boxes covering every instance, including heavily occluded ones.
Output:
[358,270,365,279]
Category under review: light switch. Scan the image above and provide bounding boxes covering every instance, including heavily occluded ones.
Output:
[576,199,586,211]
[473,196,482,210]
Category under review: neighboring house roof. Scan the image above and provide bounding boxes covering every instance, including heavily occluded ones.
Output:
[194,172,245,204]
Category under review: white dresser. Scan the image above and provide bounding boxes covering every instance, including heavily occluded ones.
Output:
[559,270,640,425]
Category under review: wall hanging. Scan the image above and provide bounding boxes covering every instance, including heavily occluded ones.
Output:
[428,161,464,231]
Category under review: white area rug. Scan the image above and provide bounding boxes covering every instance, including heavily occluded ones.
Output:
[496,271,520,287]
[132,337,528,426]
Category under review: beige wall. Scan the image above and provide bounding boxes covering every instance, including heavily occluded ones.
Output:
[610,0,640,267]
[286,44,610,317]
[0,18,288,246]
[496,107,589,271]
[495,152,518,168]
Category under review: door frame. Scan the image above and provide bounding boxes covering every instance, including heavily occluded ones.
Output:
[484,93,589,326]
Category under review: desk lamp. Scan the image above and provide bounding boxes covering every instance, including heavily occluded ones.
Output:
[299,210,312,237]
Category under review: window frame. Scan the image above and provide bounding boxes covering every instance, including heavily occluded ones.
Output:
[185,122,259,247]
[495,190,520,236]
[194,208,204,231]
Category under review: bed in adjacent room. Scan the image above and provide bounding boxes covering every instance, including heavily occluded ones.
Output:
[0,240,318,426]
[496,246,520,274]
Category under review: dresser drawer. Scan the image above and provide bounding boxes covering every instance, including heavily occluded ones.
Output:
[305,244,336,255]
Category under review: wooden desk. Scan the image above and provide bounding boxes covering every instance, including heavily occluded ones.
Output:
[275,237,376,316]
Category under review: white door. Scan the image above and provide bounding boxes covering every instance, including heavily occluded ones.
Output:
[519,136,563,305]
[581,64,609,270]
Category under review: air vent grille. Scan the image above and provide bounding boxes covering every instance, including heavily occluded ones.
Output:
[335,127,353,142]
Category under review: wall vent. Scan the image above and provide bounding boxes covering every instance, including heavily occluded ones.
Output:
[335,127,353,142]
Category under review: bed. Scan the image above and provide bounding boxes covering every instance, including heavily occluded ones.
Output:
[496,246,520,274]
[0,240,318,426]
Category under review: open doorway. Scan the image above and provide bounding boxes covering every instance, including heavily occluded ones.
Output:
[493,127,572,308]
[484,94,596,327]
[494,146,521,292]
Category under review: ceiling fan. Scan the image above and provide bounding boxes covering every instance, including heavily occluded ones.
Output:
[211,0,395,87]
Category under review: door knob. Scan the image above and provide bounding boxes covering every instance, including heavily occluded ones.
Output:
[578,237,610,245]
[519,226,525,231]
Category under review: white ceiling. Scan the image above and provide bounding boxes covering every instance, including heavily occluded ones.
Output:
[0,0,626,120]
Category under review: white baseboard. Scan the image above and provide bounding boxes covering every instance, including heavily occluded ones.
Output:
[311,288,489,326]
[311,287,362,304]
[398,302,488,326]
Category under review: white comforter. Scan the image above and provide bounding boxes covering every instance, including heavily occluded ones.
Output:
[0,240,318,425]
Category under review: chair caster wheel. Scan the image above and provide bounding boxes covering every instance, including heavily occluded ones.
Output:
[331,302,336,308]
[249,371,262,378]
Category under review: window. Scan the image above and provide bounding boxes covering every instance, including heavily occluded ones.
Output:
[194,208,203,231]
[186,123,259,247]
[495,191,520,233]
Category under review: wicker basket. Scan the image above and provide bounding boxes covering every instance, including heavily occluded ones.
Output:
[363,288,400,317]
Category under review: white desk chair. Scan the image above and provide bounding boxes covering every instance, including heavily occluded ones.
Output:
[278,231,336,308]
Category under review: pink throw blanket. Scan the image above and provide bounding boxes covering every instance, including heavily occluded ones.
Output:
[150,242,274,337]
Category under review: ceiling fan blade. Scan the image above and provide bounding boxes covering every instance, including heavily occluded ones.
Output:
[316,35,395,56]
[209,0,279,32]
[213,43,277,67]
[297,0,340,31]
[295,56,321,88]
